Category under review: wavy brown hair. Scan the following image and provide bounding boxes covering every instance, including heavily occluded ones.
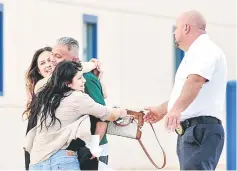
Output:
[24,47,52,117]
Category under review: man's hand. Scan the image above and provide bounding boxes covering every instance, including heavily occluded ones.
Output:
[165,109,181,132]
[96,63,103,80]
[90,155,96,160]
[91,59,104,80]
[89,58,99,68]
[92,63,103,80]
[143,106,166,123]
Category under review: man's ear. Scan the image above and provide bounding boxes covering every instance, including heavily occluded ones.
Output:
[72,56,79,63]
[184,24,191,34]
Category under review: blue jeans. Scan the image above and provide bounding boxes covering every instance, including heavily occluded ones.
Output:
[29,150,80,170]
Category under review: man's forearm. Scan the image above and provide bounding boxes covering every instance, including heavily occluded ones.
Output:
[158,101,168,115]
[170,77,203,113]
[95,122,107,141]
[100,81,108,99]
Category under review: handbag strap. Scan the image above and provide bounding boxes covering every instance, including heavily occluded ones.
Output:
[138,123,166,169]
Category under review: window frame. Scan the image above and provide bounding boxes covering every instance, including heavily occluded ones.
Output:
[0,3,4,96]
[83,14,98,61]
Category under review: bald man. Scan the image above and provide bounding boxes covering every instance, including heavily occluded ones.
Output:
[144,10,227,170]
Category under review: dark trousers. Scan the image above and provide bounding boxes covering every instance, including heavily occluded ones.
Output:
[80,155,109,170]
[80,157,99,170]
[177,123,224,170]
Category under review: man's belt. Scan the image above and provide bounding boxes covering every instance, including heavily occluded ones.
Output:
[175,116,222,136]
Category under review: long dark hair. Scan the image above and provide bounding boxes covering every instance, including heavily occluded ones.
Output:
[24,61,83,131]
[25,47,52,100]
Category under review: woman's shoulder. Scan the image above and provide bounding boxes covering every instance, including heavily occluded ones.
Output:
[34,76,51,93]
[70,91,85,97]
[67,91,89,101]
[66,91,94,105]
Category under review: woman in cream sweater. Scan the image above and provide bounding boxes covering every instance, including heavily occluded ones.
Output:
[23,60,127,170]
[23,46,100,170]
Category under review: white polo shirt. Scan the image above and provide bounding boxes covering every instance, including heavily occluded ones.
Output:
[168,34,227,121]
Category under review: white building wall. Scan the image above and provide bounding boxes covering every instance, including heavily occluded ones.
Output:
[0,0,235,169]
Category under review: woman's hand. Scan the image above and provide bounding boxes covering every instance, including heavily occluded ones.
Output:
[107,108,127,121]
[120,109,127,118]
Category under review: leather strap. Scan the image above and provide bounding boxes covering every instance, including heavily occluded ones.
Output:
[112,110,166,169]
[138,123,166,169]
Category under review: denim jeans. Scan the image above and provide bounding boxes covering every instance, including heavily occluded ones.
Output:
[29,150,80,170]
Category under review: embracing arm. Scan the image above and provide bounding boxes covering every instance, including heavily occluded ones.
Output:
[81,62,97,74]
[74,92,126,121]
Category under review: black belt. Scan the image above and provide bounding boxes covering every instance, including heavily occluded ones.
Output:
[175,116,222,135]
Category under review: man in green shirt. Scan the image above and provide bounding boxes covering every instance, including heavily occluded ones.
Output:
[49,37,109,170]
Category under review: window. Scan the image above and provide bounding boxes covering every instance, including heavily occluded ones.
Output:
[0,4,3,96]
[173,26,184,75]
[83,14,97,61]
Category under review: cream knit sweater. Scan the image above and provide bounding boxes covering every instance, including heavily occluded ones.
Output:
[23,91,112,165]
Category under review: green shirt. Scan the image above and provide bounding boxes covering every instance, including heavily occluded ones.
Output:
[83,72,108,145]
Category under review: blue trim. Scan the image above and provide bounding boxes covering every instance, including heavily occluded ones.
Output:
[92,24,97,58]
[0,4,3,12]
[83,14,97,24]
[83,14,98,60]
[174,48,184,71]
[0,3,3,96]
[173,26,184,77]
[226,80,236,170]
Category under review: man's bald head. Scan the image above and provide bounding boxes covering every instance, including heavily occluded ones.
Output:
[174,10,207,51]
[178,10,206,31]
